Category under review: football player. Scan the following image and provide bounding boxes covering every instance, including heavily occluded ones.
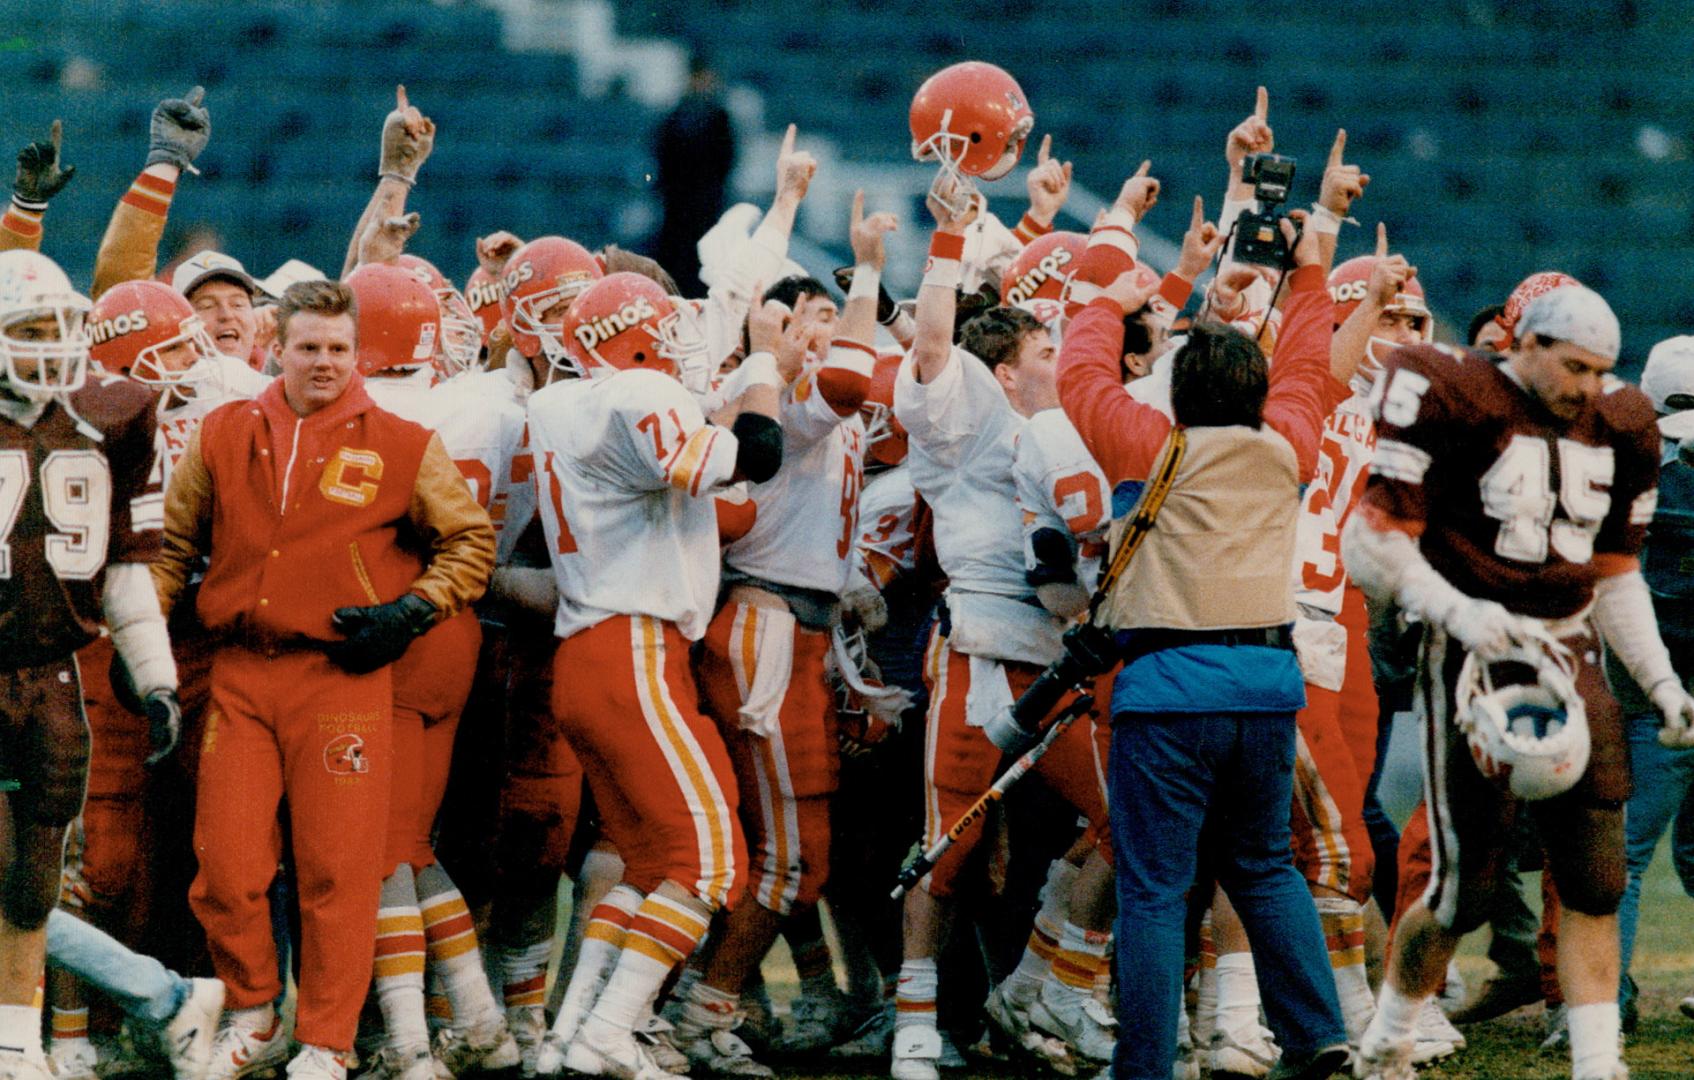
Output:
[0,249,179,1080]
[1343,285,1687,1080]
[527,272,782,1079]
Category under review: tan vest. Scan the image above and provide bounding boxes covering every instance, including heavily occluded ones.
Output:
[1099,426,1300,631]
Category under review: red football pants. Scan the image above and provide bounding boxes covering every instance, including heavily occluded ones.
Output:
[697,602,839,916]
[385,610,481,875]
[918,626,1108,898]
[552,615,745,908]
[1290,587,1379,903]
[190,645,392,1051]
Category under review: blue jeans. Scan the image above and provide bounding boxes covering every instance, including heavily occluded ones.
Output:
[1618,710,1694,1003]
[46,910,187,1025]
[1110,711,1346,1079]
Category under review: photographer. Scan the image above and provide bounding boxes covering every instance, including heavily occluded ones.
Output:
[1055,164,1346,1079]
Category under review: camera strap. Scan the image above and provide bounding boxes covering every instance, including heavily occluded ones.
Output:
[1087,427,1187,625]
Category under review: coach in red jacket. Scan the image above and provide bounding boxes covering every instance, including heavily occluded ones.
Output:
[153,280,494,1079]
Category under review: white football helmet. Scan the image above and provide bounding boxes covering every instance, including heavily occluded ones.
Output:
[1454,640,1590,801]
[0,250,92,399]
[826,626,913,755]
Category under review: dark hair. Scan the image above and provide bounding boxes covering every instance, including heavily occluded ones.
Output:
[1122,304,1155,359]
[763,275,834,310]
[1170,322,1268,429]
[276,279,356,346]
[600,245,679,297]
[959,306,1044,372]
[1468,303,1505,346]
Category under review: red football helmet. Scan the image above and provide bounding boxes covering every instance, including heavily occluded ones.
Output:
[563,272,710,392]
[345,263,440,375]
[860,350,908,468]
[1497,271,1581,349]
[89,280,219,393]
[1001,231,1086,305]
[464,265,508,341]
[1327,256,1432,384]
[910,61,1034,214]
[501,236,603,367]
[395,254,483,376]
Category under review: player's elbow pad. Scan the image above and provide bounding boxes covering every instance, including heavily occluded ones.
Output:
[732,413,783,484]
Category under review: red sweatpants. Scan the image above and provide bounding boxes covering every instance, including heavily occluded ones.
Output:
[191,645,392,1051]
[552,615,746,908]
[385,610,482,874]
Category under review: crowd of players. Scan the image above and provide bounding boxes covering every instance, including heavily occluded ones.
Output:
[0,58,1690,1080]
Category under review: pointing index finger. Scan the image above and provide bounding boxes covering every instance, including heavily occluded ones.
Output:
[395,84,409,112]
[1191,194,1204,230]
[186,85,205,108]
[1254,85,1269,122]
[1328,129,1347,169]
[49,119,62,155]
[1036,134,1052,166]
[1134,159,1151,178]
[780,123,796,158]
[851,188,864,228]
[1375,222,1389,258]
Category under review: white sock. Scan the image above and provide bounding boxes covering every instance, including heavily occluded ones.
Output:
[1002,860,1077,1003]
[673,982,738,1040]
[553,884,642,1043]
[1214,952,1261,1035]
[1566,1002,1621,1078]
[416,864,502,1032]
[1368,983,1424,1044]
[894,958,938,1033]
[0,1004,44,1060]
[374,865,430,1053]
[1314,896,1374,1043]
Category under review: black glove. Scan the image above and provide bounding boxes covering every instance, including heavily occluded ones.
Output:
[14,120,74,205]
[832,266,899,326]
[144,691,183,766]
[146,86,210,172]
[327,593,437,675]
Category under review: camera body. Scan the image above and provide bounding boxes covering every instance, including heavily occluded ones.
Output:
[1233,153,1299,268]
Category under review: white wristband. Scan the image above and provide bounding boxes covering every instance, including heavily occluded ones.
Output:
[848,264,881,303]
[736,350,783,391]
[921,258,962,292]
[1306,204,1352,237]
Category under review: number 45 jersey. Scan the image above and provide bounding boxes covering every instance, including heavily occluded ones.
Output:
[1360,343,1660,620]
[0,376,160,666]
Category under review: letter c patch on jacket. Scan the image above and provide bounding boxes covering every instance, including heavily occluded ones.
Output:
[320,447,385,507]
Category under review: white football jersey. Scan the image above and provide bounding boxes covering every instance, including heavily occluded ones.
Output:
[894,346,1061,663]
[856,463,921,589]
[1014,408,1110,596]
[528,368,741,641]
[1292,391,1377,617]
[151,357,271,491]
[724,346,869,595]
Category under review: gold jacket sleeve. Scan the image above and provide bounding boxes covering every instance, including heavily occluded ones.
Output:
[0,203,45,252]
[152,425,214,617]
[91,170,176,300]
[406,433,497,618]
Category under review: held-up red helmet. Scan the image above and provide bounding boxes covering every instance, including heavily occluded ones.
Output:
[910,61,1034,217]
[89,279,219,393]
[501,236,603,367]
[1496,271,1581,350]
[1000,231,1086,305]
[1327,256,1432,385]
[395,254,483,376]
[562,272,711,393]
[345,263,440,375]
[859,350,908,468]
[464,265,508,341]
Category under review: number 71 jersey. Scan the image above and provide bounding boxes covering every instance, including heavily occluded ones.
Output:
[0,376,161,666]
[1360,343,1660,619]
[527,369,741,641]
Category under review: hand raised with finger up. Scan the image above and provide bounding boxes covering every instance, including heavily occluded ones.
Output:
[380,84,435,183]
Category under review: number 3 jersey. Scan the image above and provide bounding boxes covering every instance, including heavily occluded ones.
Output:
[0,375,160,666]
[1360,343,1659,619]
[528,368,742,641]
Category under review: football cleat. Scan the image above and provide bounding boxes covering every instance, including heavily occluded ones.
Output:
[162,978,227,1080]
[634,1017,689,1075]
[1414,999,1465,1057]
[360,1046,435,1080]
[983,984,1073,1071]
[673,1027,770,1078]
[49,1040,99,1080]
[431,1017,520,1076]
[206,1010,289,1080]
[282,1046,349,1080]
[562,1016,679,1080]
[1028,981,1116,1064]
[827,1000,893,1059]
[1209,1018,1280,1077]
[506,1006,547,1077]
[1350,1030,1413,1080]
[776,987,857,1054]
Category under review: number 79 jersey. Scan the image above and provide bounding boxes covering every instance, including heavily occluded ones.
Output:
[1359,343,1660,619]
[0,377,161,666]
[527,369,741,641]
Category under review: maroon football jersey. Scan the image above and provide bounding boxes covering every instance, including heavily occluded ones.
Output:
[1361,343,1659,619]
[0,374,160,667]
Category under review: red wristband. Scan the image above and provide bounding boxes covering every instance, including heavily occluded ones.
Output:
[929,232,965,262]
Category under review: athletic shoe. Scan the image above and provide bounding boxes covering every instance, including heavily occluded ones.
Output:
[634,1017,689,1075]
[1416,999,1465,1052]
[206,1011,289,1080]
[983,984,1073,1071]
[0,1051,52,1080]
[889,1026,940,1080]
[1172,1007,1201,1080]
[1028,981,1116,1064]
[1350,1031,1413,1080]
[1266,1044,1350,1080]
[935,1032,965,1070]
[562,1016,678,1080]
[1446,974,1541,1025]
[735,988,774,1056]
[49,1040,99,1080]
[776,988,856,1054]
[506,1007,546,1077]
[828,1001,893,1059]
[432,1017,521,1075]
[1435,962,1465,1017]
[162,978,227,1080]
[1208,1020,1279,1077]
[1539,1003,1568,1054]
[362,1047,435,1080]
[283,1046,349,1080]
[672,1027,770,1078]
[1680,995,1694,1021]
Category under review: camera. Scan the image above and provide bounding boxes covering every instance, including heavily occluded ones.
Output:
[985,622,1118,754]
[1233,153,1299,268]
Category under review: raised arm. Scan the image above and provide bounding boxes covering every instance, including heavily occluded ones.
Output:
[1260,213,1337,482]
[91,88,210,298]
[341,85,434,278]
[2,121,75,253]
[909,178,980,385]
[1013,134,1072,244]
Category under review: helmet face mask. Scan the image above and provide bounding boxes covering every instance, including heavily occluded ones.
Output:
[434,288,484,376]
[910,61,1035,219]
[128,314,222,399]
[0,251,93,401]
[651,305,711,395]
[1455,641,1590,801]
[514,282,593,376]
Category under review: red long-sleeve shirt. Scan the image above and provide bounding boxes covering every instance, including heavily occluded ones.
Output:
[1056,263,1336,486]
